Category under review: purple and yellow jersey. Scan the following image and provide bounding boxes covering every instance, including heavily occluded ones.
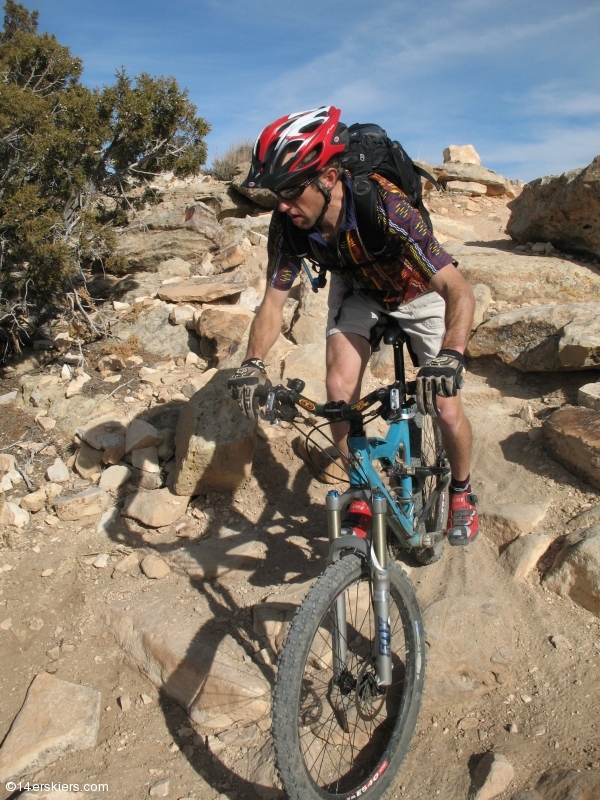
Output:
[266,172,455,309]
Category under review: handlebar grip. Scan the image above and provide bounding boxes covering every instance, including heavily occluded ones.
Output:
[254,382,272,402]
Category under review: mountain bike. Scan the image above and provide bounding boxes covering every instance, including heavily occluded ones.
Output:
[256,321,451,800]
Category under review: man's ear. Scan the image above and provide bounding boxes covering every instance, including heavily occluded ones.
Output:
[321,166,340,190]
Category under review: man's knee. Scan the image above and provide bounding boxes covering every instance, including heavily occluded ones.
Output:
[435,394,466,432]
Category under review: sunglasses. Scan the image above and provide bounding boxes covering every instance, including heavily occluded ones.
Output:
[273,176,316,201]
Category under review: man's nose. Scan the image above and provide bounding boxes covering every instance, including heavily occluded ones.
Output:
[278,198,293,213]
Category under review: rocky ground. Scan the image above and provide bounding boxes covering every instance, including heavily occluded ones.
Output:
[0,162,600,800]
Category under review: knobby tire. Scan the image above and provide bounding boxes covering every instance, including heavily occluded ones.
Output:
[272,555,425,800]
[410,414,449,565]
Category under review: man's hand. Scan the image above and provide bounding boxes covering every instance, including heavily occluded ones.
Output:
[416,349,465,416]
[227,359,267,418]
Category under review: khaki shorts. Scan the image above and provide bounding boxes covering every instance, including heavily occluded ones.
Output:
[326,273,446,366]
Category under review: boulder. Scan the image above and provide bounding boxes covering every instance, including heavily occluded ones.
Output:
[0,672,100,782]
[54,488,111,521]
[423,594,515,707]
[512,767,600,800]
[157,277,246,304]
[506,155,600,258]
[125,418,162,453]
[543,526,600,617]
[446,180,487,196]
[433,162,516,197]
[578,382,600,411]
[498,534,552,582]
[98,464,132,490]
[481,501,551,547]
[443,144,481,165]
[102,598,271,735]
[121,487,189,528]
[174,369,256,494]
[231,164,277,211]
[467,303,600,371]
[290,277,329,345]
[112,306,200,359]
[197,308,253,365]
[542,406,600,489]
[282,342,327,384]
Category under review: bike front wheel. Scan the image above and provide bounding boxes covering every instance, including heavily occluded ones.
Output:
[272,554,425,800]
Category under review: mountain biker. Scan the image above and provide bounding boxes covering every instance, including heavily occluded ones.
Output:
[228,106,478,546]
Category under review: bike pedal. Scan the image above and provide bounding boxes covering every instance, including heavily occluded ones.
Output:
[447,527,479,547]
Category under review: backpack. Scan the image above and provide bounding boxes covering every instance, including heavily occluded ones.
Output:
[286,123,441,290]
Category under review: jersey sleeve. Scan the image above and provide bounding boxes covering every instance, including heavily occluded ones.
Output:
[266,210,302,291]
[376,178,456,282]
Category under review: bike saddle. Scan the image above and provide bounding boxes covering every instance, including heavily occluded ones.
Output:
[383,321,408,346]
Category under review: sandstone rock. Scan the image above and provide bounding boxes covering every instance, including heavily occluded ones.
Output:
[121,487,189,528]
[102,598,270,735]
[174,369,256,494]
[430,214,477,242]
[64,372,91,398]
[472,283,492,329]
[507,156,600,258]
[290,276,329,345]
[0,390,17,405]
[253,580,314,652]
[46,458,70,483]
[125,418,162,453]
[542,406,600,489]
[231,166,277,210]
[212,242,246,272]
[0,500,29,528]
[469,752,514,800]
[282,342,327,383]
[544,525,600,617]
[74,442,104,479]
[169,535,266,581]
[99,464,132,490]
[498,534,552,582]
[77,413,128,450]
[169,304,196,326]
[568,503,600,530]
[579,382,600,411]
[467,303,600,371]
[434,162,515,197]
[157,277,246,304]
[37,415,56,432]
[512,767,600,800]
[20,488,47,514]
[0,453,16,474]
[112,306,200,359]
[446,180,487,196]
[149,778,170,797]
[54,487,111,521]
[140,554,171,580]
[423,594,515,708]
[112,551,139,575]
[158,256,192,277]
[0,672,100,782]
[481,501,551,547]
[443,144,481,165]
[197,308,253,365]
[131,445,160,473]
[102,444,126,465]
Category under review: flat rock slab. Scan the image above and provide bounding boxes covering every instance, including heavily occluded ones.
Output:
[282,342,327,383]
[512,767,600,800]
[579,382,600,411]
[98,464,132,490]
[157,278,246,303]
[544,525,600,617]
[481,501,551,547]
[74,442,104,479]
[0,672,100,782]
[174,369,256,494]
[76,413,128,450]
[498,534,552,582]
[121,487,189,528]
[54,487,111,521]
[542,405,600,489]
[467,303,600,371]
[423,594,516,708]
[125,418,162,453]
[168,535,266,581]
[102,598,270,735]
[568,503,600,530]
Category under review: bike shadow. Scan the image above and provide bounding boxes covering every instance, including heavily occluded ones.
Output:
[101,389,331,798]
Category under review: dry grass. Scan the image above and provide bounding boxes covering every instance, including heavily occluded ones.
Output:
[209,140,254,182]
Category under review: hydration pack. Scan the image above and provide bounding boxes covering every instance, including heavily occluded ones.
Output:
[286,123,441,289]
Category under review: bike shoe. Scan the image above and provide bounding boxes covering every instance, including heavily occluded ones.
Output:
[447,490,479,546]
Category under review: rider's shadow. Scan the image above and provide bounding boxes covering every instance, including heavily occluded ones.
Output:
[102,400,329,799]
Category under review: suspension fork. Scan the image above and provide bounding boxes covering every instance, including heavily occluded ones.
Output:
[326,490,347,678]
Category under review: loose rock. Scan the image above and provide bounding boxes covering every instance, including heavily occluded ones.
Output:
[121,487,189,528]
[469,752,514,800]
[140,554,171,580]
[54,487,111,521]
[46,457,70,483]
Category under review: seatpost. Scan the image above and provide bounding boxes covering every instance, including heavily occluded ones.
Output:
[393,340,405,385]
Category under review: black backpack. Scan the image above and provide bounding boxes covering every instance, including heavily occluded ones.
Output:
[286,123,441,271]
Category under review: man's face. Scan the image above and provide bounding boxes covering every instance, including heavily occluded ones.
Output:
[277,181,325,230]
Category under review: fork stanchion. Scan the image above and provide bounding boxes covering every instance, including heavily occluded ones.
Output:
[372,493,392,686]
[326,490,342,542]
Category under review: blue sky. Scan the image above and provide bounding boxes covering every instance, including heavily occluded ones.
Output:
[27,0,600,181]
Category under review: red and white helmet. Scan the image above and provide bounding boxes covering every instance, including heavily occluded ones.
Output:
[242,106,348,191]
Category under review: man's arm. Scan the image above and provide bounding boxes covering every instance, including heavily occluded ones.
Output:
[429,266,475,354]
[245,286,291,360]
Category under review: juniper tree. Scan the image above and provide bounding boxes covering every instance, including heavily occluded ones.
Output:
[0,0,210,357]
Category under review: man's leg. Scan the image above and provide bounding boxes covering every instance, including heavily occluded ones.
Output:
[325,331,371,456]
[434,394,471,482]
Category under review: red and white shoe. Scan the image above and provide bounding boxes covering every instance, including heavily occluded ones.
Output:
[447,489,479,546]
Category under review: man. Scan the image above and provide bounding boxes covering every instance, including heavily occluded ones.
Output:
[228,106,478,545]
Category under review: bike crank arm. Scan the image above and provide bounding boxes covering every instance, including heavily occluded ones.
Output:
[371,493,392,687]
